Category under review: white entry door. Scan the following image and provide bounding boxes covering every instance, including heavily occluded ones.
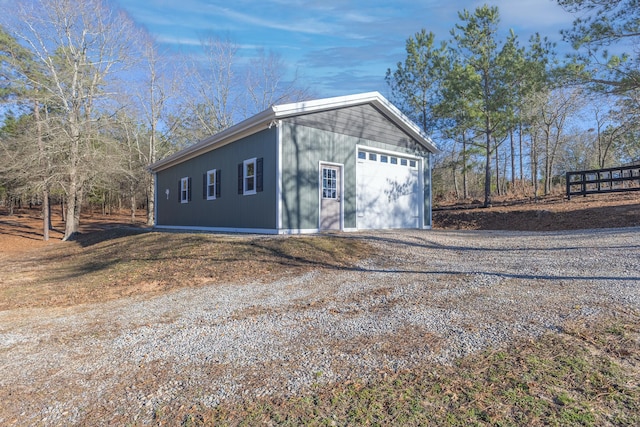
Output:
[319,164,342,230]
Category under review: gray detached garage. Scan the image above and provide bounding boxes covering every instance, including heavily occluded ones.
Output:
[149,92,439,234]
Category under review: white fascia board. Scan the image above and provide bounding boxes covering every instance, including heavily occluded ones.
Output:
[272,92,382,117]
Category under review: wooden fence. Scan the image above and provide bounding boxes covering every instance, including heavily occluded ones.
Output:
[566,164,640,199]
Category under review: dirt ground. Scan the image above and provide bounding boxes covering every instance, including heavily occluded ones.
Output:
[0,207,148,254]
[433,191,640,231]
[1,192,639,256]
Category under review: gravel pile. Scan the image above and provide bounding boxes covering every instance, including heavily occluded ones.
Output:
[1,227,638,425]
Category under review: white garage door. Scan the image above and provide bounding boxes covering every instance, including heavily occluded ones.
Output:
[356,149,421,229]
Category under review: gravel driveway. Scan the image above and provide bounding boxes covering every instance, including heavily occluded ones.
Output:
[1,227,639,425]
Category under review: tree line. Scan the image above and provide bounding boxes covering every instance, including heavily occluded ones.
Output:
[0,0,311,240]
[1,0,638,240]
[386,1,639,206]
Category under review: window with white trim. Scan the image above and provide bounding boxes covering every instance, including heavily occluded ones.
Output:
[244,158,256,195]
[179,176,191,203]
[204,169,220,200]
[238,157,263,196]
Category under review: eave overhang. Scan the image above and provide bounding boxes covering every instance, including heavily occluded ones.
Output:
[149,91,440,173]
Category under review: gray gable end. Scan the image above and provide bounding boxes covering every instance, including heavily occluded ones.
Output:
[285,103,418,149]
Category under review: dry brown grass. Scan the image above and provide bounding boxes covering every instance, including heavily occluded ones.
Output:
[0,228,371,310]
[179,312,640,426]
[433,192,640,230]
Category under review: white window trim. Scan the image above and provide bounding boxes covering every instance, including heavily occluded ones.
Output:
[180,176,190,204]
[243,157,257,196]
[206,168,217,200]
[322,167,338,199]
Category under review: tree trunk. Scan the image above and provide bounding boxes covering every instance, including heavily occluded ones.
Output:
[484,142,492,207]
[63,172,83,240]
[74,186,83,232]
[484,116,492,207]
[502,148,508,194]
[518,123,524,189]
[42,189,50,241]
[462,133,468,200]
[543,127,551,196]
[147,120,156,226]
[495,141,500,196]
[147,174,155,226]
[510,129,515,185]
[64,188,78,240]
[130,180,136,222]
[34,99,49,241]
[452,163,460,199]
[531,133,539,201]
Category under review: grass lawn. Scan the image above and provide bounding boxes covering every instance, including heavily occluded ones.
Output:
[178,314,640,426]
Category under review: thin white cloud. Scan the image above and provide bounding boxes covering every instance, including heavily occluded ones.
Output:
[155,34,202,47]
[342,11,378,24]
[208,6,339,36]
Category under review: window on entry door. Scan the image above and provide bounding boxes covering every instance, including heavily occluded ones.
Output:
[322,167,337,199]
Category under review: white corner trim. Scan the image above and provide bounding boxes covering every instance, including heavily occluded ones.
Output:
[276,120,283,230]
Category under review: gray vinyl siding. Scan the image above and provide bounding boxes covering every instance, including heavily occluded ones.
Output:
[155,128,277,229]
[280,119,430,230]
[287,104,418,149]
[279,123,356,230]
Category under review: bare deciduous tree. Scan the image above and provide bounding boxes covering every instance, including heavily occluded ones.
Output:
[525,87,581,195]
[244,48,313,116]
[136,36,180,226]
[6,0,138,239]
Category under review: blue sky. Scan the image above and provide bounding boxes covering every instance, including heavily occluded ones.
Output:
[112,0,578,98]
[105,1,578,98]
